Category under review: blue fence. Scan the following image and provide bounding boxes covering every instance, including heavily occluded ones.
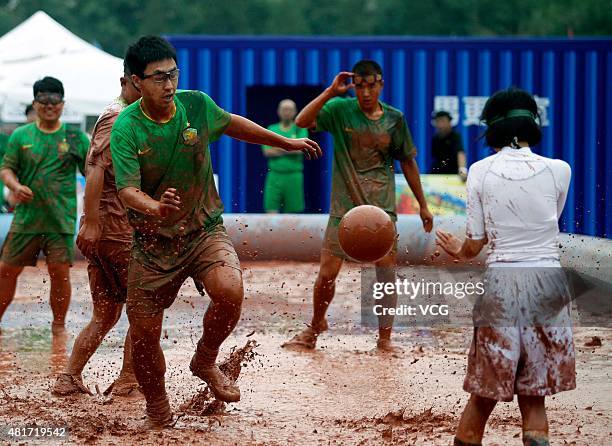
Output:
[166,36,612,238]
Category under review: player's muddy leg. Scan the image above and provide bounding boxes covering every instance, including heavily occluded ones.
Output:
[190,265,243,402]
[50,326,69,375]
[374,251,398,352]
[110,328,141,396]
[47,262,71,334]
[454,394,497,445]
[128,311,172,427]
[518,395,549,445]
[0,262,23,326]
[312,250,343,329]
[52,296,122,396]
[283,250,342,350]
[65,301,122,375]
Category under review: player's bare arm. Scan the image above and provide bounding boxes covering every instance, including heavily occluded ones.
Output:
[435,229,487,260]
[118,186,181,218]
[76,164,104,258]
[262,146,289,157]
[0,168,33,203]
[399,158,433,232]
[225,114,322,160]
[457,151,467,181]
[76,115,116,258]
[295,71,354,129]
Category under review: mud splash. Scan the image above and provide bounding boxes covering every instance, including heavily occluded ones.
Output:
[179,340,258,416]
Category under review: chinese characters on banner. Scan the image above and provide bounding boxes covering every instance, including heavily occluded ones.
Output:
[433,96,550,127]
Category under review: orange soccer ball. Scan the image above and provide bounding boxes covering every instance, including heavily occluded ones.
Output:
[338,205,396,262]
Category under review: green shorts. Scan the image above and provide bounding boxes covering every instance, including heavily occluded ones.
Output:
[323,216,398,261]
[0,232,74,266]
[263,170,305,213]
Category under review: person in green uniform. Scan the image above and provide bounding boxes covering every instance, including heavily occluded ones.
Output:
[0,77,89,334]
[283,60,434,352]
[110,36,321,427]
[0,106,39,212]
[0,132,8,212]
[262,99,308,213]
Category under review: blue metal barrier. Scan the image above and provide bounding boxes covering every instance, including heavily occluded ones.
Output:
[150,37,612,238]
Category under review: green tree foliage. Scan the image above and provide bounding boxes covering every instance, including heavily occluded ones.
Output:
[0,0,610,57]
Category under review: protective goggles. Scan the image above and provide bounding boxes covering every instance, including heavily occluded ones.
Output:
[141,68,180,84]
[354,74,382,87]
[34,93,64,105]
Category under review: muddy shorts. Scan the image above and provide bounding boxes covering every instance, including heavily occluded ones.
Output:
[126,225,241,316]
[0,232,74,266]
[464,266,576,401]
[87,241,131,303]
[323,216,397,261]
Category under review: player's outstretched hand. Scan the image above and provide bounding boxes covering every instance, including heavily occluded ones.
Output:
[157,187,181,218]
[282,138,322,160]
[420,207,434,233]
[328,71,355,96]
[14,185,33,203]
[76,221,101,259]
[435,229,462,258]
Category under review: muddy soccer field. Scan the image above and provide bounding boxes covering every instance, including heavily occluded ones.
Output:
[0,261,609,445]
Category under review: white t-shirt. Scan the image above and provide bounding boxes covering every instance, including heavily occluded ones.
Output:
[466,146,571,265]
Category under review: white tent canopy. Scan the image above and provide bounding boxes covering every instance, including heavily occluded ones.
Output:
[0,11,123,123]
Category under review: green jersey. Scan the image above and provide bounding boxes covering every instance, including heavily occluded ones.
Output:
[262,123,307,172]
[0,133,7,160]
[315,97,416,220]
[0,133,8,209]
[110,90,231,240]
[0,133,8,155]
[1,123,88,234]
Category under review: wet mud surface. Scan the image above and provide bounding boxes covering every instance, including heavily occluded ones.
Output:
[0,261,610,445]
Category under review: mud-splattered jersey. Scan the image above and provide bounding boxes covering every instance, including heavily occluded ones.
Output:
[315,97,416,220]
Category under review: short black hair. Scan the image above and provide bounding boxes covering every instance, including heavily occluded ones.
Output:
[480,87,542,148]
[433,110,452,120]
[33,76,64,98]
[352,59,383,77]
[124,35,177,79]
[123,59,132,76]
[25,104,34,116]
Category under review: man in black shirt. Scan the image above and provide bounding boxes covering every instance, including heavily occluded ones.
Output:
[430,110,467,181]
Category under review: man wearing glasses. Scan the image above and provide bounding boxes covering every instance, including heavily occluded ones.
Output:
[110,36,321,427]
[52,67,142,397]
[0,77,89,334]
[283,60,433,353]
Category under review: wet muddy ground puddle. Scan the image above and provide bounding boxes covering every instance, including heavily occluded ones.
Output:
[0,262,609,445]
